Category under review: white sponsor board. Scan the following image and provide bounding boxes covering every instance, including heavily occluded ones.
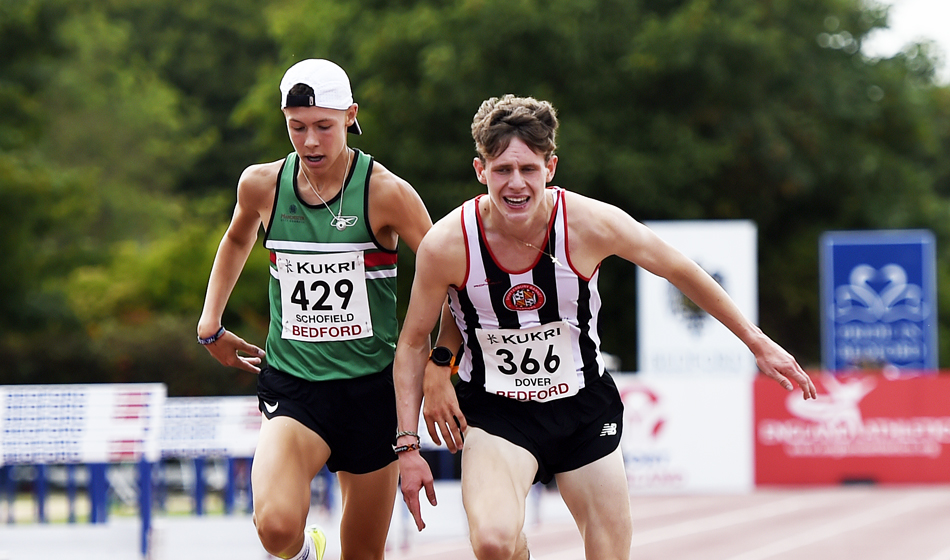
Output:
[617,374,753,493]
[161,396,261,458]
[637,220,758,376]
[0,384,165,465]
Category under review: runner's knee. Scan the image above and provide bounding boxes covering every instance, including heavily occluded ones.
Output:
[469,523,521,560]
[253,505,305,556]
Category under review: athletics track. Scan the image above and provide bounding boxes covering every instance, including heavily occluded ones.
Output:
[2,482,949,559]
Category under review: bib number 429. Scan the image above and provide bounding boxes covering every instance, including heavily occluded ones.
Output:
[290,279,353,311]
[276,250,372,342]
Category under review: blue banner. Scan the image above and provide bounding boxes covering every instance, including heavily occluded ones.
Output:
[820,230,937,374]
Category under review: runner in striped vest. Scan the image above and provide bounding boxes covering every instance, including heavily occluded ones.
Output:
[393,95,816,560]
[449,186,608,397]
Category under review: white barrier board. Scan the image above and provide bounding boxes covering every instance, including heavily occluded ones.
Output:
[616,374,753,493]
[0,384,165,465]
[637,220,758,375]
[161,396,261,458]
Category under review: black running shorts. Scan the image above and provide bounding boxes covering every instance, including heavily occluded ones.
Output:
[257,363,397,474]
[456,372,624,484]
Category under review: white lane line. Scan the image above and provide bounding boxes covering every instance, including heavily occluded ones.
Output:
[538,494,840,560]
[630,496,732,520]
[629,495,837,547]
[725,492,942,560]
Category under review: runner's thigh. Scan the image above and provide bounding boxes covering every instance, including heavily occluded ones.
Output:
[555,446,632,560]
[336,463,399,559]
[461,427,538,534]
[252,414,330,520]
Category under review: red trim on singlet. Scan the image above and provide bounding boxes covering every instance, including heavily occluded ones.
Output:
[364,251,398,268]
[458,204,472,288]
[558,189,599,281]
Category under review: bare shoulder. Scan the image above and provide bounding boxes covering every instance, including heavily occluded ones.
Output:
[368,159,421,205]
[239,159,283,187]
[217,158,285,239]
[561,189,647,267]
[561,189,629,240]
[367,159,431,252]
[417,206,467,287]
[427,206,466,244]
[237,159,283,208]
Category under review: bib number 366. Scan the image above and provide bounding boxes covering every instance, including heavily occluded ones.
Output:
[476,321,578,402]
[494,345,560,376]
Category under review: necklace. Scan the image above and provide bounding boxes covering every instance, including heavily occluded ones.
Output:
[301,149,358,231]
[519,236,562,268]
[489,194,562,268]
[498,221,561,268]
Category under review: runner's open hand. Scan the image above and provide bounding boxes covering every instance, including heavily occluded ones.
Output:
[399,451,437,531]
[754,337,817,400]
[422,360,467,452]
[201,330,265,374]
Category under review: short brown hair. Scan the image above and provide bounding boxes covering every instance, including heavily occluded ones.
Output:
[471,94,558,162]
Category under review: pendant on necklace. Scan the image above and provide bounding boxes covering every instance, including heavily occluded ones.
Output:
[331,215,359,231]
[521,240,562,268]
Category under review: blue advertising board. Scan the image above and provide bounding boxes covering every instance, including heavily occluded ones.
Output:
[820,230,937,374]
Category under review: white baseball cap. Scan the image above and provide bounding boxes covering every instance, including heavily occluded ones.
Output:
[279,59,362,135]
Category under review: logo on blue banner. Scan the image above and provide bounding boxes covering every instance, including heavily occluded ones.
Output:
[820,230,937,374]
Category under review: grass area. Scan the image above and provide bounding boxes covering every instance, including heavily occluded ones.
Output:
[0,490,240,524]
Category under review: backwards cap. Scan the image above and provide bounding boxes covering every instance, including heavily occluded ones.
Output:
[279,59,362,135]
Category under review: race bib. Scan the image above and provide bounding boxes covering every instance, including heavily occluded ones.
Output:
[275,251,372,342]
[476,321,579,402]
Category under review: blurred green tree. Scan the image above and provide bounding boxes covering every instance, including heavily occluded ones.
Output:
[253,0,950,370]
[1,0,949,395]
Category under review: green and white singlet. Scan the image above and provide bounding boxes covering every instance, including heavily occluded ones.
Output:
[263,150,399,381]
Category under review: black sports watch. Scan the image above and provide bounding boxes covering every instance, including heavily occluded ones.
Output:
[429,346,454,367]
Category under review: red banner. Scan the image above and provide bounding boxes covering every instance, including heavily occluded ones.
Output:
[755,372,950,484]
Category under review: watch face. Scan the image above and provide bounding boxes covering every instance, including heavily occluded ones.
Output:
[430,346,453,366]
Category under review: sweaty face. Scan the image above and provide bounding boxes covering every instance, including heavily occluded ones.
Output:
[474,137,558,226]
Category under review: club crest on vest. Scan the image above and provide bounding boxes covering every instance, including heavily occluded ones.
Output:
[504,283,545,311]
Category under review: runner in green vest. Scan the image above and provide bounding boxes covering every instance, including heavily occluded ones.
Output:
[197,59,454,560]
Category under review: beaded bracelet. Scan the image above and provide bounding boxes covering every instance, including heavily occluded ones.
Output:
[393,430,421,452]
[393,441,421,454]
[197,326,226,345]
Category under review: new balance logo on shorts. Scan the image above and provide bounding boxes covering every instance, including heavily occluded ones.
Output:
[600,422,617,436]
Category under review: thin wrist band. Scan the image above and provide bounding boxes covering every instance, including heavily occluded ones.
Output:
[393,442,421,454]
[197,326,226,345]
